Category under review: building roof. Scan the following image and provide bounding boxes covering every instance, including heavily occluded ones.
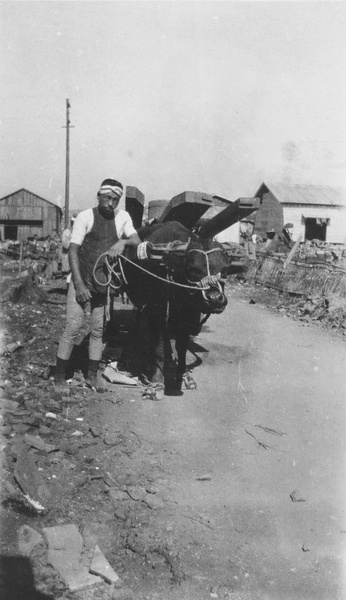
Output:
[255,183,344,207]
[0,188,62,212]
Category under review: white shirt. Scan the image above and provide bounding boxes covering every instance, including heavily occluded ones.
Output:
[70,208,137,246]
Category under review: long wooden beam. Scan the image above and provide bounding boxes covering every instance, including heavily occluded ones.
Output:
[198,198,259,238]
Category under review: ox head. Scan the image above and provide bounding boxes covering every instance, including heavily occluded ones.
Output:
[162,237,230,314]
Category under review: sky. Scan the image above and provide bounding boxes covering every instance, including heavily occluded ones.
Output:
[1,1,346,212]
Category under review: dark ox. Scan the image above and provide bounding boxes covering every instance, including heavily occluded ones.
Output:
[119,221,231,399]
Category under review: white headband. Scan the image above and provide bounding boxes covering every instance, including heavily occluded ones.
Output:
[98,185,123,198]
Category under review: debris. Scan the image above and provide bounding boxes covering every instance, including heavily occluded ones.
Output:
[45,399,62,412]
[290,489,306,502]
[245,429,272,450]
[104,432,122,446]
[142,494,165,510]
[0,398,20,411]
[45,412,58,419]
[43,524,102,591]
[1,341,22,356]
[59,441,80,455]
[103,364,139,386]
[90,424,102,437]
[14,444,51,511]
[108,488,129,503]
[5,480,19,496]
[126,485,146,501]
[89,544,120,584]
[24,433,56,453]
[196,474,212,481]
[255,425,287,436]
[182,514,214,530]
[18,525,44,556]
[302,542,310,552]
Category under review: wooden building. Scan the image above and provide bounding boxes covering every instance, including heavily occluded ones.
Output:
[0,188,62,241]
[253,183,346,243]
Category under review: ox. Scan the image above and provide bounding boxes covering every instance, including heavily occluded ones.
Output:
[116,221,231,400]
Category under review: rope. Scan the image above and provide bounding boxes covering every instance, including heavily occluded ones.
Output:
[92,252,126,291]
[186,247,225,289]
[92,247,226,293]
[105,285,111,322]
[112,253,212,291]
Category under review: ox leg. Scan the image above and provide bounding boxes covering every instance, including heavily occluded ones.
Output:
[144,307,167,385]
[174,311,198,391]
[175,332,189,380]
[175,331,197,390]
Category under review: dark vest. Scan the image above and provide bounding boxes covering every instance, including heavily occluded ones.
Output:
[78,207,119,294]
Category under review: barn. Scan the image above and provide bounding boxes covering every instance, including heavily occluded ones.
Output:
[253,182,346,244]
[0,188,62,241]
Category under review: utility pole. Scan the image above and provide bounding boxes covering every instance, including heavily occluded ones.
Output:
[62,99,74,229]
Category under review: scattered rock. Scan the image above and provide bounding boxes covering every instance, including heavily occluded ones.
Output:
[5,480,19,496]
[142,494,165,510]
[43,524,102,591]
[12,423,30,434]
[0,398,20,411]
[126,485,146,501]
[14,444,51,511]
[89,544,120,584]
[18,525,44,556]
[90,425,102,437]
[24,433,56,453]
[59,441,80,455]
[290,489,306,502]
[108,488,129,503]
[104,433,122,446]
[196,474,212,481]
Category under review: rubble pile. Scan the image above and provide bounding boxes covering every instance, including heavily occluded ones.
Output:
[234,280,346,335]
[295,240,346,266]
[257,238,346,268]
[0,277,186,599]
[0,235,64,286]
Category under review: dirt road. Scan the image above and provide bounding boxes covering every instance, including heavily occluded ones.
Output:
[85,286,346,599]
[1,280,346,600]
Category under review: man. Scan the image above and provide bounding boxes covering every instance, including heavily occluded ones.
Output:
[55,178,141,391]
[265,228,276,248]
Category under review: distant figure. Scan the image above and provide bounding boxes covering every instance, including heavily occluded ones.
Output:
[265,224,294,253]
[239,220,254,242]
[42,234,52,253]
[251,233,263,244]
[28,233,39,254]
[265,228,277,248]
[282,223,294,246]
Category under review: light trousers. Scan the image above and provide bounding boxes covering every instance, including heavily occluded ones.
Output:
[57,279,106,362]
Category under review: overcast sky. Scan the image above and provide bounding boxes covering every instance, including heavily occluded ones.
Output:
[1,1,346,211]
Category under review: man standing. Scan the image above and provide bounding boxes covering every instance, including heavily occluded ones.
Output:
[55,178,141,391]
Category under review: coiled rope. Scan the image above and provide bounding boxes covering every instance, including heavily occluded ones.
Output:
[92,248,226,321]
